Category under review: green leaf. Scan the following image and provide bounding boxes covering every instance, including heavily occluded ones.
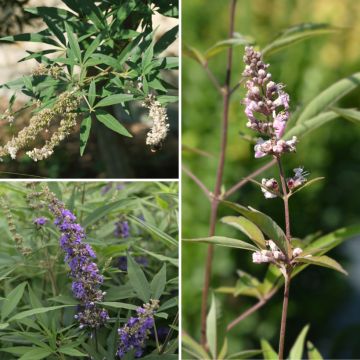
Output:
[58,347,87,357]
[18,348,53,360]
[84,35,103,62]
[150,264,167,300]
[260,339,278,360]
[332,107,360,124]
[95,110,132,137]
[206,293,217,359]
[128,215,177,248]
[0,31,59,46]
[183,44,206,65]
[0,347,34,356]
[142,42,154,71]
[223,201,289,256]
[127,254,151,302]
[134,247,178,267]
[80,115,92,156]
[88,81,96,107]
[0,323,9,329]
[182,332,210,360]
[228,350,263,359]
[1,282,27,320]
[184,236,258,252]
[154,25,178,54]
[294,255,347,275]
[8,305,71,322]
[65,22,82,63]
[284,111,339,139]
[205,35,254,59]
[307,341,324,360]
[221,216,266,249]
[218,338,228,360]
[83,198,133,228]
[297,72,360,123]
[289,177,325,197]
[99,302,137,310]
[94,94,134,108]
[289,325,310,360]
[262,23,339,57]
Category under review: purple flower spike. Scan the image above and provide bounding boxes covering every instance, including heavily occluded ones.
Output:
[33,217,48,226]
[116,300,159,359]
[46,194,109,330]
[114,219,130,238]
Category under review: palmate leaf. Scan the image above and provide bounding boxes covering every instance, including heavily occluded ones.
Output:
[262,23,340,57]
[223,201,289,256]
[294,255,348,275]
[296,72,360,124]
[289,324,310,360]
[184,236,258,252]
[221,215,266,249]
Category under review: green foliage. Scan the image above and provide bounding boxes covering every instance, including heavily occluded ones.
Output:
[0,182,178,359]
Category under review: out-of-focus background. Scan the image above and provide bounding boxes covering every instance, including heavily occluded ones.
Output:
[0,0,178,179]
[182,0,360,358]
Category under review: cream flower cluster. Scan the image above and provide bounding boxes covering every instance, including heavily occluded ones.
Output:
[143,95,170,151]
[0,91,79,161]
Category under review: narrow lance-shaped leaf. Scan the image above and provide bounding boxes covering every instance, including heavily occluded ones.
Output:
[289,177,325,197]
[307,341,324,360]
[262,23,340,57]
[184,236,258,252]
[332,107,360,124]
[80,115,92,156]
[94,94,134,108]
[150,264,167,300]
[206,293,217,359]
[1,282,27,320]
[127,253,151,302]
[297,72,360,124]
[221,215,266,249]
[182,332,210,360]
[294,255,348,275]
[260,339,278,360]
[289,325,310,360]
[223,201,289,256]
[95,110,132,137]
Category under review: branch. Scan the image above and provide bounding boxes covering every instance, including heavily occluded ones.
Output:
[182,166,211,200]
[224,158,277,198]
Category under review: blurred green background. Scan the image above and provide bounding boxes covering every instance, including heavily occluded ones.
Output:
[182,0,360,358]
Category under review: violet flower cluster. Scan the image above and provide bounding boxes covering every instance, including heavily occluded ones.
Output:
[242,46,297,158]
[114,219,130,238]
[45,190,109,329]
[117,299,159,358]
[33,217,48,227]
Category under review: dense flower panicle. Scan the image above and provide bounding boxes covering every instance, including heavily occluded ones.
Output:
[254,136,297,158]
[117,300,159,359]
[242,46,294,156]
[143,95,169,151]
[114,219,130,238]
[44,189,109,329]
[261,178,279,199]
[0,91,79,161]
[287,167,309,190]
[33,217,48,226]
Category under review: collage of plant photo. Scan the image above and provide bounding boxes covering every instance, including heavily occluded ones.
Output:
[1,0,360,359]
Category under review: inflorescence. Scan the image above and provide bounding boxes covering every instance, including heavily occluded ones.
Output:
[114,218,130,238]
[117,299,159,358]
[242,46,297,158]
[143,95,170,151]
[44,188,109,330]
[0,91,80,162]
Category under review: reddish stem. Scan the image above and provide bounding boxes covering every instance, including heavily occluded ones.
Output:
[278,270,291,360]
[200,0,237,348]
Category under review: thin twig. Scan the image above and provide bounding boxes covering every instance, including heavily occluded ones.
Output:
[276,156,291,241]
[278,271,291,360]
[203,62,223,94]
[182,166,211,200]
[159,312,179,354]
[224,158,277,198]
[226,286,278,332]
[200,0,238,348]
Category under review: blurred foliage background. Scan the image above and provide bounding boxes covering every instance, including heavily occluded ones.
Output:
[182,0,360,358]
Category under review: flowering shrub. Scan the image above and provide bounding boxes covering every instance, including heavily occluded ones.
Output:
[0,0,178,162]
[182,1,360,359]
[0,181,178,359]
